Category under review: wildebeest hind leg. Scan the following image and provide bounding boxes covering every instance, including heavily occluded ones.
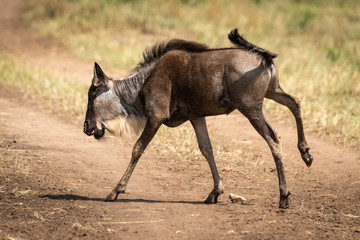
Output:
[266,84,313,167]
[104,120,161,201]
[191,118,224,204]
[239,108,290,208]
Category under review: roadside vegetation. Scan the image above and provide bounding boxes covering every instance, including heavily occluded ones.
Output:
[0,54,87,122]
[2,0,359,148]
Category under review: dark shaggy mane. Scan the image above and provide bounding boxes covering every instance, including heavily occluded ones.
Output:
[135,39,209,70]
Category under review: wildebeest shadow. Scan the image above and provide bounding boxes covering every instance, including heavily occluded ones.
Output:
[39,194,205,205]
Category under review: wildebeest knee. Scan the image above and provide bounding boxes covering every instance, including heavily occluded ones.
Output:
[132,143,144,158]
[268,138,282,157]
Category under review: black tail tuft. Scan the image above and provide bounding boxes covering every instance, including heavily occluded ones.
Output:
[228,28,277,66]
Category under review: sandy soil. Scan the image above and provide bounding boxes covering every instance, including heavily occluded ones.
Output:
[0,0,359,239]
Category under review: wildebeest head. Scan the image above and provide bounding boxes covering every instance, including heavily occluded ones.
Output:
[84,62,146,139]
[83,62,110,139]
[84,62,124,139]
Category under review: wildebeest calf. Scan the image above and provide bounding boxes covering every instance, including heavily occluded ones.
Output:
[83,28,313,208]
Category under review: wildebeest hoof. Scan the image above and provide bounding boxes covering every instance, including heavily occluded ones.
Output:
[301,148,313,167]
[279,191,291,209]
[204,195,219,204]
[104,195,116,202]
[279,200,289,209]
[104,191,120,202]
[204,189,223,204]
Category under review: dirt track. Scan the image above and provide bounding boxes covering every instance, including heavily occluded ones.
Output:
[0,0,359,239]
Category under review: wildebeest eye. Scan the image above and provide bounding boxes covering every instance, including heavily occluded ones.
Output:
[89,87,100,98]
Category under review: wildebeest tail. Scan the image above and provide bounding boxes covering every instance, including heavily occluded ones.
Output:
[228,28,277,68]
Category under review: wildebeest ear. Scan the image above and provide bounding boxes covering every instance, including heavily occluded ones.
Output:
[93,62,109,86]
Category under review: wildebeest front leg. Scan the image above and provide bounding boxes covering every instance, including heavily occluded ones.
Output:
[191,118,224,204]
[104,120,161,201]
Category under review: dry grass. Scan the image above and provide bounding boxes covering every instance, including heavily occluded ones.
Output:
[0,137,29,174]
[0,53,87,122]
[11,0,360,149]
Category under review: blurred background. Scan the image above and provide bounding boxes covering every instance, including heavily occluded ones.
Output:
[1,0,360,147]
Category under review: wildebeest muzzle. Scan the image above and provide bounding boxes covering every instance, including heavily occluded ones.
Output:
[83,120,105,139]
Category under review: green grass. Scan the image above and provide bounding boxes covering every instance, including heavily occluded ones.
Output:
[17,0,360,148]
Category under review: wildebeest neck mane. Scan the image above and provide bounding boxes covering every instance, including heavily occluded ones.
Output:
[135,39,209,71]
[113,73,147,117]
